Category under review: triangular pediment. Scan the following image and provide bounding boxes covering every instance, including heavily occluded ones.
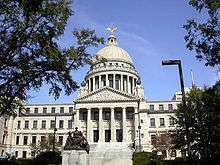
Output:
[75,87,138,103]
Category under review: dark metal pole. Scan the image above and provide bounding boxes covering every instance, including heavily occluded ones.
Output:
[177,62,191,159]
[53,115,57,153]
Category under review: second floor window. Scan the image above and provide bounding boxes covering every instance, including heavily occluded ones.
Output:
[68,120,73,129]
[50,120,55,129]
[160,118,165,126]
[51,107,56,113]
[60,107,64,113]
[115,111,122,120]
[16,136,19,145]
[59,120,64,129]
[169,117,175,126]
[34,108,38,114]
[149,105,154,111]
[69,107,73,113]
[23,136,28,145]
[151,134,156,145]
[32,136,37,144]
[42,120,46,129]
[17,121,21,129]
[150,118,155,127]
[126,110,133,120]
[24,121,29,129]
[26,108,30,114]
[168,104,173,110]
[43,107,47,113]
[159,104,164,111]
[33,121,37,129]
[103,111,110,120]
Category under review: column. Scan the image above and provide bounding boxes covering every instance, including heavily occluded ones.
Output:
[75,109,79,129]
[98,108,104,142]
[106,74,109,87]
[113,74,115,89]
[122,107,127,142]
[93,77,95,91]
[99,75,101,88]
[134,107,139,146]
[87,108,91,142]
[110,108,116,142]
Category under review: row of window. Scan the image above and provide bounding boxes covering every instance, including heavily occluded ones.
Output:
[17,120,73,130]
[150,117,175,127]
[15,135,64,146]
[149,104,174,111]
[25,107,74,114]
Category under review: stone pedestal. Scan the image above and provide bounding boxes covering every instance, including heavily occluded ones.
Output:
[62,150,89,165]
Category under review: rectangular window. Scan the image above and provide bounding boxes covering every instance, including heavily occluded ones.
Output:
[26,108,30,114]
[16,136,19,145]
[126,110,133,120]
[103,111,110,120]
[150,118,156,127]
[22,151,27,158]
[105,130,111,142]
[69,107,73,113]
[68,120,73,129]
[168,104,173,110]
[60,107,64,113]
[115,111,122,120]
[33,120,37,129]
[160,118,165,126]
[34,108,38,114]
[42,120,46,129]
[79,111,87,120]
[149,105,154,111]
[116,129,122,142]
[108,75,113,88]
[24,121,29,129]
[17,121,21,129]
[15,151,18,158]
[95,76,99,89]
[93,130,99,142]
[43,107,47,113]
[115,75,120,90]
[101,75,106,87]
[51,120,55,129]
[93,111,99,120]
[32,136,37,144]
[23,136,28,145]
[169,117,175,126]
[58,136,63,145]
[159,104,164,111]
[151,135,156,145]
[59,120,64,129]
[51,107,56,113]
[41,136,46,142]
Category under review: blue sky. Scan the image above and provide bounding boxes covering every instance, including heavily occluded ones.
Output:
[29,0,219,104]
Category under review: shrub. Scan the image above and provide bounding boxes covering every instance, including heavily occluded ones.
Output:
[31,151,61,165]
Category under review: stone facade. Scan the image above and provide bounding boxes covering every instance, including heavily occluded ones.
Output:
[0,31,182,159]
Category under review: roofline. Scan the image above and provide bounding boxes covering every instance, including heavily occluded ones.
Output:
[24,103,75,106]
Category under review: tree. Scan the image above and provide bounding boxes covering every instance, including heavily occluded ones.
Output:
[172,82,220,160]
[183,0,220,67]
[0,0,104,116]
[30,134,60,156]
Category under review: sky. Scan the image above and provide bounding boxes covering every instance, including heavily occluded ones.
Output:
[29,0,219,104]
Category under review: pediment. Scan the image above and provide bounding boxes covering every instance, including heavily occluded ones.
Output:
[75,87,138,103]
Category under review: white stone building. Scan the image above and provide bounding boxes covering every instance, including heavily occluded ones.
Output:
[0,31,183,159]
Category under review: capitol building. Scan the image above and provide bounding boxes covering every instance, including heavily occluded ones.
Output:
[0,30,182,159]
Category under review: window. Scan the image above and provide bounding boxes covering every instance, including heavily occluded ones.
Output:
[126,110,133,120]
[4,119,7,128]
[115,111,122,120]
[169,117,174,126]
[60,107,64,113]
[17,121,21,129]
[68,120,73,129]
[150,118,156,127]
[51,107,56,113]
[26,108,30,114]
[159,104,164,111]
[149,105,154,111]
[162,150,167,158]
[101,75,106,87]
[171,150,176,157]
[50,120,55,129]
[15,151,18,158]
[43,107,47,113]
[93,111,99,120]
[33,120,37,129]
[34,107,38,114]
[32,136,36,144]
[41,136,46,142]
[58,136,63,145]
[23,136,28,145]
[108,75,113,88]
[141,119,143,123]
[16,136,19,145]
[69,107,73,113]
[42,120,46,129]
[95,76,99,89]
[103,111,110,120]
[160,118,165,126]
[59,120,64,129]
[24,121,29,129]
[93,130,99,142]
[22,151,27,158]
[151,135,156,145]
[168,104,173,110]
[116,129,122,142]
[115,75,120,90]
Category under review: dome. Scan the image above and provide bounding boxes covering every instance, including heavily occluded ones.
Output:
[96,45,133,64]
[96,32,133,64]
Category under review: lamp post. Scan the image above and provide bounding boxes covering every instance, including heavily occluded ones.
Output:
[162,59,191,159]
[52,115,57,153]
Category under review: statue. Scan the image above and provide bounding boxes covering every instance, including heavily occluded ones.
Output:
[64,127,90,154]
[107,26,117,35]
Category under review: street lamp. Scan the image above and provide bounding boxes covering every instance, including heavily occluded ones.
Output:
[52,115,57,153]
[162,59,191,159]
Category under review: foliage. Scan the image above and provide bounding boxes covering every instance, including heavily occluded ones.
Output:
[30,134,60,156]
[183,0,220,67]
[0,0,104,116]
[31,151,61,165]
[172,81,220,160]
